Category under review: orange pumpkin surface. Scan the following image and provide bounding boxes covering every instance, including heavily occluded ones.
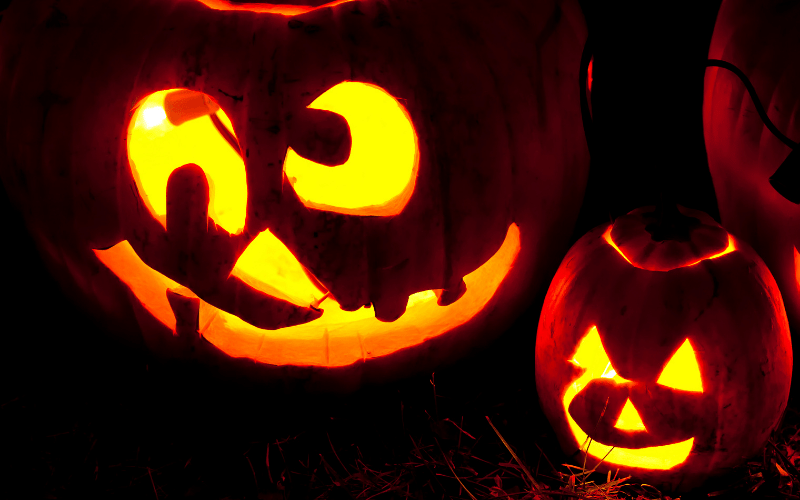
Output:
[703,0,800,334]
[536,205,792,491]
[0,0,589,391]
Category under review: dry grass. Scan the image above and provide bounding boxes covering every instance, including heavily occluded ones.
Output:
[291,412,673,500]
[260,395,800,500]
[4,337,799,500]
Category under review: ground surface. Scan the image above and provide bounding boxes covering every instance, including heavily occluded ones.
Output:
[1,179,798,499]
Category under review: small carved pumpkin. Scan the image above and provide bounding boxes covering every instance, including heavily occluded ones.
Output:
[535,205,792,491]
[0,0,589,390]
[703,0,800,332]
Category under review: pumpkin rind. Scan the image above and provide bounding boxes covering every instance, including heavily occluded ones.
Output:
[536,206,792,491]
[0,0,589,391]
[703,0,800,334]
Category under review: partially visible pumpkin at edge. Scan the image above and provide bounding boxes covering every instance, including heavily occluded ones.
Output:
[704,0,800,336]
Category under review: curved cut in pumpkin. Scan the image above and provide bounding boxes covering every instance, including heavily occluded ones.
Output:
[128,90,246,234]
[94,223,520,367]
[563,326,694,470]
[195,0,356,16]
[603,226,736,272]
[284,81,419,216]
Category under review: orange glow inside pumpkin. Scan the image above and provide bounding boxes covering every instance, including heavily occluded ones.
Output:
[283,81,419,216]
[195,0,356,16]
[656,339,704,393]
[615,399,646,431]
[94,223,520,367]
[128,90,245,233]
[602,225,736,270]
[127,83,421,307]
[128,83,418,231]
[117,83,520,366]
[563,326,700,470]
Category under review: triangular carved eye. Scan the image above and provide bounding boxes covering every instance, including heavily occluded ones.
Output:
[656,339,704,392]
[569,326,630,388]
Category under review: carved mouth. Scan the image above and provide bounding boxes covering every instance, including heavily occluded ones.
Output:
[94,223,520,367]
[563,377,694,470]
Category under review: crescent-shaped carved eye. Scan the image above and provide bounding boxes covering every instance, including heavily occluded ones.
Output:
[283,82,419,216]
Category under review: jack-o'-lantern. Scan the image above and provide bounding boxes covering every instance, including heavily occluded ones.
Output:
[535,205,792,491]
[703,0,800,334]
[0,0,590,391]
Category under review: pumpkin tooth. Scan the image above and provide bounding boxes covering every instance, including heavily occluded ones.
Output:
[165,163,211,256]
[435,279,467,306]
[166,288,201,339]
[372,293,409,323]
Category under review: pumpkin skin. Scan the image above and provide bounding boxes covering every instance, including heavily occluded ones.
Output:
[703,0,800,333]
[535,205,792,491]
[0,0,589,391]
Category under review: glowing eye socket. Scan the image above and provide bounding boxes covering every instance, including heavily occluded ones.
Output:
[656,339,704,393]
[569,326,630,386]
[283,81,419,216]
[127,89,246,234]
[563,326,697,470]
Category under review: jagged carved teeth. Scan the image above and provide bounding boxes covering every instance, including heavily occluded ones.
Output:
[94,223,520,336]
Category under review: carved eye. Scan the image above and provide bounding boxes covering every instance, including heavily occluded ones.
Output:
[283,82,419,216]
[656,339,704,393]
[562,326,696,470]
[127,89,247,234]
[127,89,326,307]
[569,325,630,386]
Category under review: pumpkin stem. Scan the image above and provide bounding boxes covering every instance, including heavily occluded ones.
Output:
[643,195,700,242]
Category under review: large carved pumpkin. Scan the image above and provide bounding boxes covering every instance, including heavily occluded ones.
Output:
[0,0,589,391]
[703,0,800,333]
[536,205,792,491]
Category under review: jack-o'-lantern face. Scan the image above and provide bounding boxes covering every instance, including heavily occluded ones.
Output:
[563,326,703,470]
[0,0,591,389]
[535,206,792,490]
[94,84,521,367]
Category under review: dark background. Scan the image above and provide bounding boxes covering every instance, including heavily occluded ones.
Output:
[0,0,758,498]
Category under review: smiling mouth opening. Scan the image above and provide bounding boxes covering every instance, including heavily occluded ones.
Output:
[563,369,693,467]
[564,407,694,471]
[93,223,520,367]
